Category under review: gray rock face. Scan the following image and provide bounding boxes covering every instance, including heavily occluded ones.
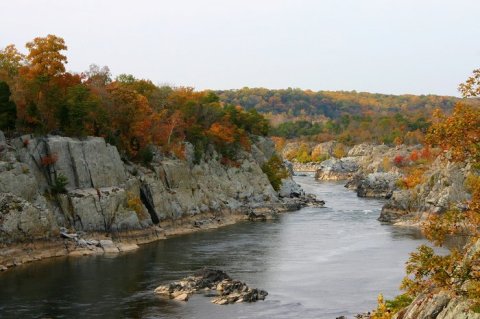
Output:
[279,177,305,198]
[0,161,38,202]
[42,136,127,190]
[143,155,279,221]
[356,172,400,199]
[57,185,151,232]
[0,193,59,243]
[251,136,276,166]
[379,158,471,224]
[0,134,302,245]
[315,157,359,180]
[292,162,322,173]
[283,160,294,176]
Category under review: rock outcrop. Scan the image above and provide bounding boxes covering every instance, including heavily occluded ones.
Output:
[154,268,268,305]
[393,291,480,319]
[315,157,359,180]
[0,132,316,270]
[379,157,471,225]
[392,239,480,319]
[355,172,401,199]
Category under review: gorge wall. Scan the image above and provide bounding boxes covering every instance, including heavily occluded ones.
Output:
[0,133,310,269]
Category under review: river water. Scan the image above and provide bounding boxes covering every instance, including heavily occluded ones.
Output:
[0,176,433,319]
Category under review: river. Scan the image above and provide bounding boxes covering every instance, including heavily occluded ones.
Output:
[0,175,434,319]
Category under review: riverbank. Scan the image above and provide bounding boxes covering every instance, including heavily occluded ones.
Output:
[0,132,323,272]
[0,198,320,272]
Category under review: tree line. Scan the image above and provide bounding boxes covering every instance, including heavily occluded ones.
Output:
[0,35,269,164]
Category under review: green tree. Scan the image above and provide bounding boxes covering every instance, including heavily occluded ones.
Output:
[0,81,17,131]
[261,155,289,191]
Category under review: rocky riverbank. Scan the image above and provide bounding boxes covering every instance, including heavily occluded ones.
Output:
[0,133,321,271]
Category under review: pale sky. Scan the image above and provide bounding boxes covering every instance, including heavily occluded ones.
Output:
[1,0,479,96]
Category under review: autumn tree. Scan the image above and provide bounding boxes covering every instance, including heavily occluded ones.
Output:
[10,34,71,132]
[104,82,157,156]
[399,68,480,313]
[0,44,25,79]
[25,34,67,79]
[459,68,480,97]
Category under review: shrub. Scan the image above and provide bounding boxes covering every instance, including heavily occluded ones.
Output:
[127,192,144,216]
[138,146,154,165]
[40,153,58,166]
[51,174,68,193]
[332,144,346,158]
[393,155,405,167]
[401,168,424,189]
[385,294,413,314]
[409,150,419,162]
[261,155,289,191]
[381,157,392,172]
[370,294,393,319]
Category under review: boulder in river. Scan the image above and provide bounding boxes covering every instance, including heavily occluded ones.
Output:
[154,268,268,305]
[315,157,359,181]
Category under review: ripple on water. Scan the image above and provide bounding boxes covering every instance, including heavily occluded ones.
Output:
[0,175,445,319]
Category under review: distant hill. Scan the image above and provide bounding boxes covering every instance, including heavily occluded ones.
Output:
[217,88,459,119]
[217,88,479,144]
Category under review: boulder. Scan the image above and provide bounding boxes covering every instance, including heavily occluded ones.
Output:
[315,157,359,180]
[278,177,305,198]
[356,172,400,199]
[154,268,268,305]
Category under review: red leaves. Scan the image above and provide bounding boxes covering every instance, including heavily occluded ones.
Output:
[40,153,58,166]
[394,155,405,167]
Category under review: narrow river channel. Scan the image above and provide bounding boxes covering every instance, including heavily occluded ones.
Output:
[0,175,434,319]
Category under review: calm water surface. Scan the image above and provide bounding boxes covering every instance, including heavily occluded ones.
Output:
[0,176,433,319]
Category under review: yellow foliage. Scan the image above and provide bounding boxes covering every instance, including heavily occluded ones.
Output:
[401,168,425,189]
[381,157,392,172]
[126,192,144,217]
[371,294,393,319]
[332,143,346,158]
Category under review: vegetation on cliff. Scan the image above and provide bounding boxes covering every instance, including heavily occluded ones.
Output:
[370,69,480,318]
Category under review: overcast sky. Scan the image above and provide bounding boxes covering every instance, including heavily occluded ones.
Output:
[1,0,479,96]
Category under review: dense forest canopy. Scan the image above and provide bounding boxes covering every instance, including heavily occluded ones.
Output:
[0,35,269,164]
[217,87,459,118]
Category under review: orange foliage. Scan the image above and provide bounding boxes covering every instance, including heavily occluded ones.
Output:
[207,122,236,144]
[401,168,424,189]
[1,35,269,164]
[409,150,419,162]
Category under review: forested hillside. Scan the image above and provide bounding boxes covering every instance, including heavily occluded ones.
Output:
[218,88,458,118]
[218,88,479,145]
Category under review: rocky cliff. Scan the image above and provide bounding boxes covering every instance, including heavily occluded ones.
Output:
[379,157,471,225]
[314,144,418,199]
[0,134,314,270]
